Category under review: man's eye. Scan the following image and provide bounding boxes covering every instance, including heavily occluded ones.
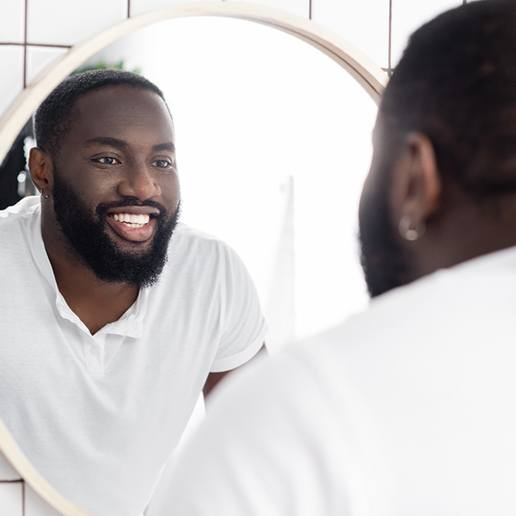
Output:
[153,159,175,169]
[93,157,120,165]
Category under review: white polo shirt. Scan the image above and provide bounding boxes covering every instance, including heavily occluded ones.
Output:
[0,196,267,515]
[152,246,516,516]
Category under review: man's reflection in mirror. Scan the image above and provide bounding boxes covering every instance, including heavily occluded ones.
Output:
[0,70,267,515]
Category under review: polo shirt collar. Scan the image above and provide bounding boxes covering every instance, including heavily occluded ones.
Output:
[29,205,149,339]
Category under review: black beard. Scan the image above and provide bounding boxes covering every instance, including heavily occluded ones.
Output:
[358,168,411,298]
[52,171,179,287]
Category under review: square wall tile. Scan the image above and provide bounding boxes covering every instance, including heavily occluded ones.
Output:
[0,46,24,121]
[131,0,211,16]
[0,482,22,515]
[0,0,25,43]
[131,0,308,18]
[312,0,390,68]
[391,0,462,65]
[27,46,68,84]
[25,484,61,516]
[0,452,20,482]
[232,0,309,19]
[28,0,126,46]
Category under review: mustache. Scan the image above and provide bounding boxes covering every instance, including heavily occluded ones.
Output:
[96,197,168,218]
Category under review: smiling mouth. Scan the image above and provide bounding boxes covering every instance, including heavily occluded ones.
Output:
[112,212,151,227]
[105,211,159,243]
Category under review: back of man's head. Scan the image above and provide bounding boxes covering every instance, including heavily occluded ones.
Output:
[359,0,516,298]
[381,0,516,196]
[33,69,167,157]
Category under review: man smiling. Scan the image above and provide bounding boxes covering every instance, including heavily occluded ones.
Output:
[0,70,266,515]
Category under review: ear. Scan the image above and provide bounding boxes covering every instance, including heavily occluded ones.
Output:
[28,147,54,196]
[390,132,441,239]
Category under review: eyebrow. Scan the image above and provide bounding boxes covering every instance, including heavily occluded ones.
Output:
[84,136,128,149]
[84,137,175,152]
[152,142,175,153]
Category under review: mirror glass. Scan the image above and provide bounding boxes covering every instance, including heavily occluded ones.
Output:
[84,16,377,346]
[0,15,377,513]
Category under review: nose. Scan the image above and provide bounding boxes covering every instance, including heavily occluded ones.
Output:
[117,162,161,201]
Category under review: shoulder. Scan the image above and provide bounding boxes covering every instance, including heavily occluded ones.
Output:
[0,196,40,228]
[326,251,516,347]
[167,223,247,272]
[205,348,333,430]
[153,348,354,515]
[286,250,516,404]
[171,223,238,254]
[0,197,40,252]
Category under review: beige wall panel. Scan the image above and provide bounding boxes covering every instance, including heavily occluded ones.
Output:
[28,0,126,45]
[391,0,462,65]
[0,0,25,43]
[312,0,389,68]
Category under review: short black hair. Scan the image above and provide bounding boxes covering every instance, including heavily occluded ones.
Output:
[33,69,168,156]
[380,0,516,196]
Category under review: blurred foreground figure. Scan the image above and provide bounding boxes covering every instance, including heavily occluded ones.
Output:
[148,2,516,515]
[0,70,266,515]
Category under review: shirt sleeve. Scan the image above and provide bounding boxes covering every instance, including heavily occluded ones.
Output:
[210,243,268,373]
[145,353,354,516]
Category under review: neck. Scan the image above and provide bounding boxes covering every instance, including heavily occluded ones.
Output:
[410,196,516,281]
[41,206,139,334]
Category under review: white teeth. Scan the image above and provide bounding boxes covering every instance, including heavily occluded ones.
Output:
[112,213,150,225]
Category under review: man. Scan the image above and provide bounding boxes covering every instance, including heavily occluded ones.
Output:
[148,2,516,515]
[0,70,267,515]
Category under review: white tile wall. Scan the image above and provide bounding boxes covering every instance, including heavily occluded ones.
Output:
[391,0,462,65]
[131,0,214,16]
[0,482,22,516]
[25,485,61,516]
[0,452,21,482]
[27,0,127,46]
[131,0,308,17]
[0,0,25,43]
[0,0,396,124]
[232,0,309,19]
[26,46,68,84]
[0,46,24,117]
[312,0,390,69]
[0,453,61,515]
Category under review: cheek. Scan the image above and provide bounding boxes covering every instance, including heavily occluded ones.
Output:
[77,183,109,207]
[73,176,116,213]
[159,173,180,204]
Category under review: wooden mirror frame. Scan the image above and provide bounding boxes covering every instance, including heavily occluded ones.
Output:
[0,3,386,514]
[0,420,89,515]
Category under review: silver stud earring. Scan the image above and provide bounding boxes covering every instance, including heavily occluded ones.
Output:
[42,190,50,200]
[399,215,423,241]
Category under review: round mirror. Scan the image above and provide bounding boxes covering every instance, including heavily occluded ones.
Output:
[0,7,384,514]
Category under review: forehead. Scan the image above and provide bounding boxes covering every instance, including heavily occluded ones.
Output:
[65,85,174,146]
